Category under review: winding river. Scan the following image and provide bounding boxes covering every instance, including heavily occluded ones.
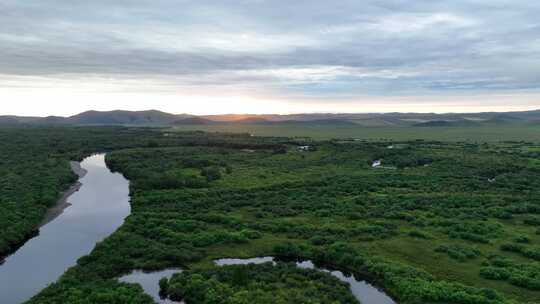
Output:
[0,154,130,304]
[0,153,395,304]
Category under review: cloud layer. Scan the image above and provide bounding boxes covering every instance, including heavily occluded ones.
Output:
[1,0,539,114]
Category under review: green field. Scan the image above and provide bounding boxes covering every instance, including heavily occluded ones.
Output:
[172,123,540,142]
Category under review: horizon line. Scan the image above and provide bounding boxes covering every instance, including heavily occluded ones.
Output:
[3,107,540,118]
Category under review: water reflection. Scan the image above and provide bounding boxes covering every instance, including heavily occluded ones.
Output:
[296,260,395,304]
[215,256,274,266]
[119,269,183,304]
[0,154,131,304]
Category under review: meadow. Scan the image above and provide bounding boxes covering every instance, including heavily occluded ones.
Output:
[172,123,540,142]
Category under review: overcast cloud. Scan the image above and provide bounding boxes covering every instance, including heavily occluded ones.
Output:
[1,0,539,114]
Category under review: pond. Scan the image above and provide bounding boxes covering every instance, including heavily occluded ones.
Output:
[0,154,131,304]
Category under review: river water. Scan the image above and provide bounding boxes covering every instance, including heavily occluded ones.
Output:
[0,154,130,304]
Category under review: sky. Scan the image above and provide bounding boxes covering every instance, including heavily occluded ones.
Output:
[1,0,540,116]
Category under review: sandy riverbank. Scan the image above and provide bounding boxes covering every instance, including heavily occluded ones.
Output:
[39,161,88,227]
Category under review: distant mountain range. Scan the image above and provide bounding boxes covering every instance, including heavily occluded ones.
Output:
[2,109,540,127]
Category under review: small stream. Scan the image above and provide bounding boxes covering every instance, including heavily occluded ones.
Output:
[120,256,395,304]
[0,154,131,304]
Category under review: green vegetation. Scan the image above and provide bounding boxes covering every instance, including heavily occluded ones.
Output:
[434,244,482,262]
[0,127,281,259]
[161,262,359,303]
[480,255,540,291]
[0,135,76,257]
[2,126,540,303]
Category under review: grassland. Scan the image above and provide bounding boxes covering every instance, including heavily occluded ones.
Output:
[172,123,540,142]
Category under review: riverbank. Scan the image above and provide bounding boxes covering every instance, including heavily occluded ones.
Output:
[0,161,88,264]
[40,161,87,227]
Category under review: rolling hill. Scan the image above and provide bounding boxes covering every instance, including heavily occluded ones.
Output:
[67,110,189,125]
[413,119,481,127]
[1,109,540,127]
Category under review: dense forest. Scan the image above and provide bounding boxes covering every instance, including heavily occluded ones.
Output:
[0,127,282,261]
[2,126,540,303]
